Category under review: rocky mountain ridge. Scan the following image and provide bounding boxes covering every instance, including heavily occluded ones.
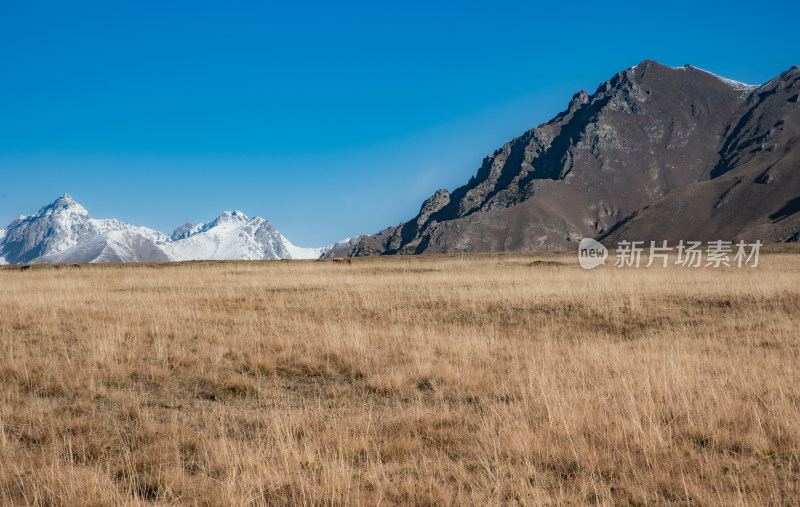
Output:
[326,60,800,257]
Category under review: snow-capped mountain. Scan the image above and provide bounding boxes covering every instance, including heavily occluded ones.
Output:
[160,211,346,261]
[162,210,294,261]
[0,194,340,264]
[0,194,170,265]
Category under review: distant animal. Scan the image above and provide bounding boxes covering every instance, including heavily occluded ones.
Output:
[19,265,31,271]
[332,258,352,265]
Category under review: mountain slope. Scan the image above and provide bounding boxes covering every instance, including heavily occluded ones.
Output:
[601,66,800,245]
[35,230,172,264]
[327,61,800,256]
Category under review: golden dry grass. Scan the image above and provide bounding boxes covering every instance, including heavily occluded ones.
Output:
[0,250,799,505]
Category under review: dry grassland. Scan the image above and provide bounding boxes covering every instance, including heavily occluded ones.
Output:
[0,248,799,505]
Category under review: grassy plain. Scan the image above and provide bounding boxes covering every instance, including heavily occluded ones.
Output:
[1,248,799,505]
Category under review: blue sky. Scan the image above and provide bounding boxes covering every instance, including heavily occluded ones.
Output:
[1,1,798,246]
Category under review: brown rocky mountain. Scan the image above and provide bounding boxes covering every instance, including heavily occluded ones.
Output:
[327,60,800,257]
[601,66,800,245]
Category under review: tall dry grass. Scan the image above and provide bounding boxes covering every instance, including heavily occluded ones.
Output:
[0,251,798,505]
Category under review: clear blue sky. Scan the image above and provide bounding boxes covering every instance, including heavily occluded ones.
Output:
[1,1,798,246]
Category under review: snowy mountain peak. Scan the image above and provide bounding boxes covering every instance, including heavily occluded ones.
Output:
[171,222,197,241]
[215,210,250,223]
[161,210,284,261]
[37,193,89,218]
[56,193,76,205]
[1,194,128,264]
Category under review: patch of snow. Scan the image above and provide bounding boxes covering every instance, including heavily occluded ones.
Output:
[279,234,326,259]
[281,235,359,260]
[675,64,758,99]
[715,75,758,92]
